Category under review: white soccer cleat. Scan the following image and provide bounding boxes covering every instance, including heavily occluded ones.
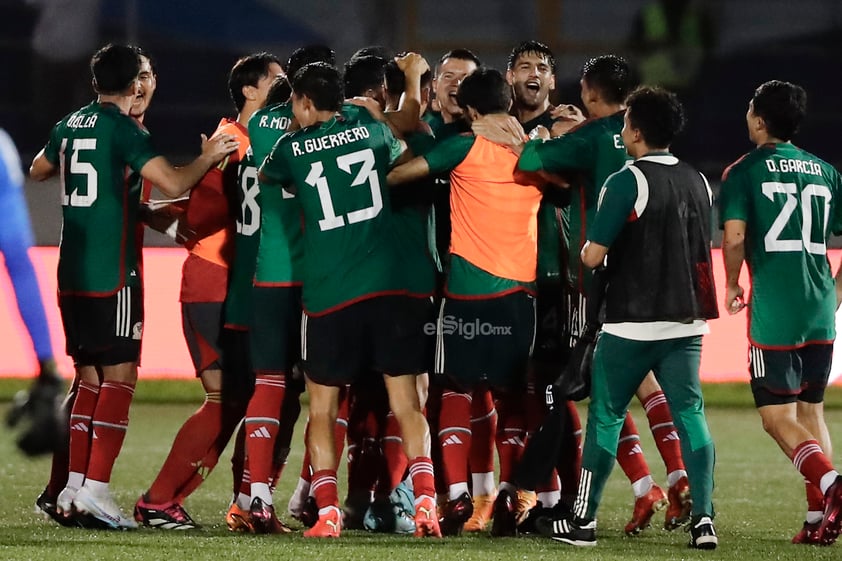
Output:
[56,486,78,516]
[73,486,138,530]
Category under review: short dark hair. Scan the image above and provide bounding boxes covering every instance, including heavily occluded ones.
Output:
[581,54,636,105]
[286,45,336,79]
[456,67,511,116]
[436,48,481,74]
[90,44,140,95]
[264,75,291,107]
[751,80,807,141]
[228,52,281,112]
[292,62,343,112]
[625,86,685,148]
[349,45,392,62]
[384,52,432,95]
[507,40,556,73]
[343,55,387,98]
[131,45,156,75]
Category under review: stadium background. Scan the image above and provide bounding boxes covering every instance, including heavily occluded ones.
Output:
[1,0,841,384]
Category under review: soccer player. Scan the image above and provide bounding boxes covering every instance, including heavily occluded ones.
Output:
[134,52,282,530]
[29,43,238,529]
[389,68,542,537]
[720,80,842,546]
[1,125,64,456]
[237,46,338,534]
[259,62,440,539]
[471,40,572,535]
[343,51,437,534]
[34,46,160,529]
[474,54,693,535]
[549,86,718,549]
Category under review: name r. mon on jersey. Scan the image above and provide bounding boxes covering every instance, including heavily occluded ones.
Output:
[765,158,823,176]
[291,126,370,156]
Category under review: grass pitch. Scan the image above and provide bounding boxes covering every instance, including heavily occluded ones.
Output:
[0,381,841,560]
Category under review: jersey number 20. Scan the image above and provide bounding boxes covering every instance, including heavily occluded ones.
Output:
[763,181,831,255]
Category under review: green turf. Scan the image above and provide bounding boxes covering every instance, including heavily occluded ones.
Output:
[1,400,841,560]
[4,378,842,407]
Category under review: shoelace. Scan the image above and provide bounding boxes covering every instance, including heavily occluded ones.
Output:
[163,504,190,523]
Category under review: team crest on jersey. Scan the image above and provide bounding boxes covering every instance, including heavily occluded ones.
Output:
[132,321,143,340]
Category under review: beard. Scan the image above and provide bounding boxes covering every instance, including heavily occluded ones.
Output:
[513,82,546,110]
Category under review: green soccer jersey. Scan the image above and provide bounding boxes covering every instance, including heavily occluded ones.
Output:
[521,110,571,284]
[719,142,842,348]
[250,102,302,286]
[518,111,630,293]
[43,102,159,295]
[224,145,261,328]
[260,112,405,314]
[391,132,438,297]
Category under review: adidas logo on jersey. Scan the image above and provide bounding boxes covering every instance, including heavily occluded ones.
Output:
[441,434,464,447]
[249,426,272,439]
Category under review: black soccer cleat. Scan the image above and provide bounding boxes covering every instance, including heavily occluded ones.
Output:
[547,514,597,547]
[490,489,517,537]
[438,492,473,536]
[687,515,718,549]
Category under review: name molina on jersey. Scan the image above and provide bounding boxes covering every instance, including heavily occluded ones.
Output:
[291,126,370,156]
[765,158,823,176]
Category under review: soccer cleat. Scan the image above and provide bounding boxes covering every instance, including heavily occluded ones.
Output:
[791,520,821,545]
[303,505,342,538]
[687,515,718,549]
[664,476,692,530]
[36,489,76,527]
[548,514,597,547]
[490,489,517,537]
[363,498,395,533]
[624,484,668,535]
[818,475,842,545]
[463,493,495,532]
[438,492,473,536]
[249,497,292,534]
[414,495,442,537]
[391,482,417,534]
[73,486,138,530]
[133,495,198,530]
[226,503,253,533]
[297,496,319,528]
[56,486,78,517]
[515,489,538,526]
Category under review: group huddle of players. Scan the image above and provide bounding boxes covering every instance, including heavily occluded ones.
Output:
[25,35,842,549]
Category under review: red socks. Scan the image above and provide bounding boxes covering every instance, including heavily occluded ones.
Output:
[642,390,685,475]
[438,391,472,489]
[147,392,222,503]
[244,377,285,487]
[86,381,135,483]
[67,381,98,480]
[616,411,651,484]
[792,440,835,489]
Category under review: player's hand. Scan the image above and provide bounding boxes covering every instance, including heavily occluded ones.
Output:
[396,52,430,77]
[201,133,239,164]
[347,96,386,122]
[550,103,585,122]
[725,284,746,315]
[471,114,526,148]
